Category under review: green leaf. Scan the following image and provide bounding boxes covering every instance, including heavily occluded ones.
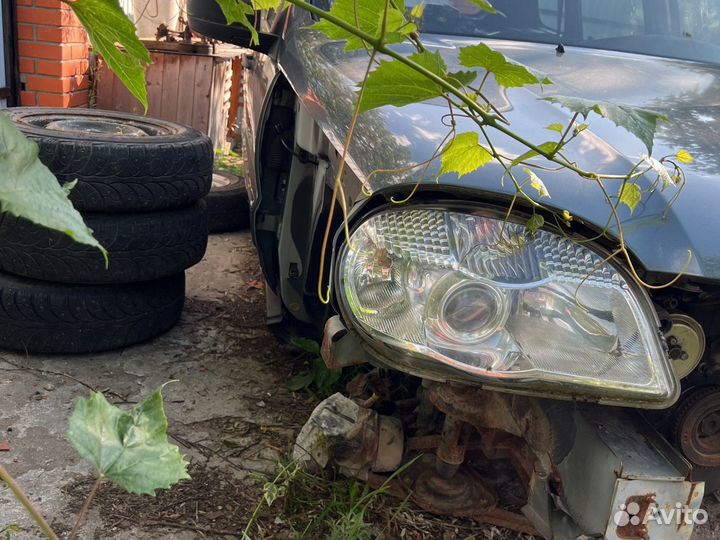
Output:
[574,123,589,134]
[545,123,565,134]
[525,168,550,198]
[526,214,544,233]
[510,141,557,167]
[440,132,493,178]
[410,2,424,18]
[467,0,498,13]
[445,70,478,87]
[67,385,190,496]
[0,115,106,259]
[542,95,669,154]
[459,43,551,88]
[263,482,282,506]
[291,337,321,356]
[215,0,259,44]
[68,0,150,112]
[676,149,694,164]
[288,372,314,392]
[312,0,415,51]
[360,51,448,112]
[561,210,573,224]
[252,0,283,10]
[619,183,642,213]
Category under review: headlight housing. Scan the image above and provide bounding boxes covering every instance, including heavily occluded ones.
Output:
[338,207,678,408]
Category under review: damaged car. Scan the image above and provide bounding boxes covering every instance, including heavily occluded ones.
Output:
[188,0,719,538]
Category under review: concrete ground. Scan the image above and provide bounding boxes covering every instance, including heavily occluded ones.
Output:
[0,232,314,539]
[0,231,718,539]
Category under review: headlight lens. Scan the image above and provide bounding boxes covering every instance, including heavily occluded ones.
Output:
[339,208,678,407]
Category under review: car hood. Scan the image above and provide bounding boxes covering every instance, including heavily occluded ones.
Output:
[281,21,720,281]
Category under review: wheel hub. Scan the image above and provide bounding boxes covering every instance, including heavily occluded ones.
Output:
[677,387,720,468]
[45,119,150,137]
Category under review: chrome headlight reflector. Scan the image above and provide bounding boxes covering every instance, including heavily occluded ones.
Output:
[338,208,678,407]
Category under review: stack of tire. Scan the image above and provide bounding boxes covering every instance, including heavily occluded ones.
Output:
[0,108,213,355]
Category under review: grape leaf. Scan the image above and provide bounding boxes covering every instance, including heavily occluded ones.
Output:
[440,132,493,178]
[253,0,283,10]
[360,51,448,112]
[68,0,150,112]
[215,0,260,44]
[525,168,550,198]
[68,385,190,496]
[459,43,551,88]
[312,0,415,51]
[468,0,498,13]
[0,115,106,259]
[545,123,564,133]
[619,183,642,213]
[410,3,424,18]
[526,214,545,233]
[542,95,669,154]
[510,141,558,167]
[676,149,694,164]
[446,70,478,87]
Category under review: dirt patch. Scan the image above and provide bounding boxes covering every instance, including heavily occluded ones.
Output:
[63,465,260,538]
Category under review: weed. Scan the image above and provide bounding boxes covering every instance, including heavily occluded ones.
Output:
[287,338,343,398]
[214,149,245,177]
[244,457,420,539]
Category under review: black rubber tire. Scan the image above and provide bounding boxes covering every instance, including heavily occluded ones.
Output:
[206,170,250,233]
[0,202,208,284]
[5,107,213,212]
[0,271,185,354]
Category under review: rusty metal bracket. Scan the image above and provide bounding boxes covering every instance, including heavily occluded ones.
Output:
[321,316,372,370]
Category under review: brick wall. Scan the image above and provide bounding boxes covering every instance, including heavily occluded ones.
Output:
[16,0,90,107]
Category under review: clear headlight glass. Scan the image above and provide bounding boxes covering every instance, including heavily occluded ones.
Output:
[339,208,678,407]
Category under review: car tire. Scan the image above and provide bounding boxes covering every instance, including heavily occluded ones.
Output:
[0,202,208,284]
[0,271,185,354]
[206,170,250,233]
[5,107,213,212]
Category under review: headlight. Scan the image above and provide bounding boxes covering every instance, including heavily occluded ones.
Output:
[338,207,678,408]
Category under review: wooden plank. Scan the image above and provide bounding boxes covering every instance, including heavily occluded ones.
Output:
[145,51,165,118]
[176,54,197,128]
[191,56,213,135]
[160,52,181,121]
[95,61,115,111]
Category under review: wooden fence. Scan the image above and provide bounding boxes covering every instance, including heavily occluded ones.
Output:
[96,44,238,149]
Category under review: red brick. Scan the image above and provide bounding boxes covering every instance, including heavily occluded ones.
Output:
[18,58,36,74]
[37,92,67,107]
[18,6,77,25]
[70,44,89,60]
[35,26,88,44]
[68,90,89,108]
[16,0,33,6]
[20,91,37,106]
[26,74,89,93]
[35,0,72,9]
[18,41,65,60]
[17,7,62,25]
[36,58,88,77]
[17,24,34,41]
